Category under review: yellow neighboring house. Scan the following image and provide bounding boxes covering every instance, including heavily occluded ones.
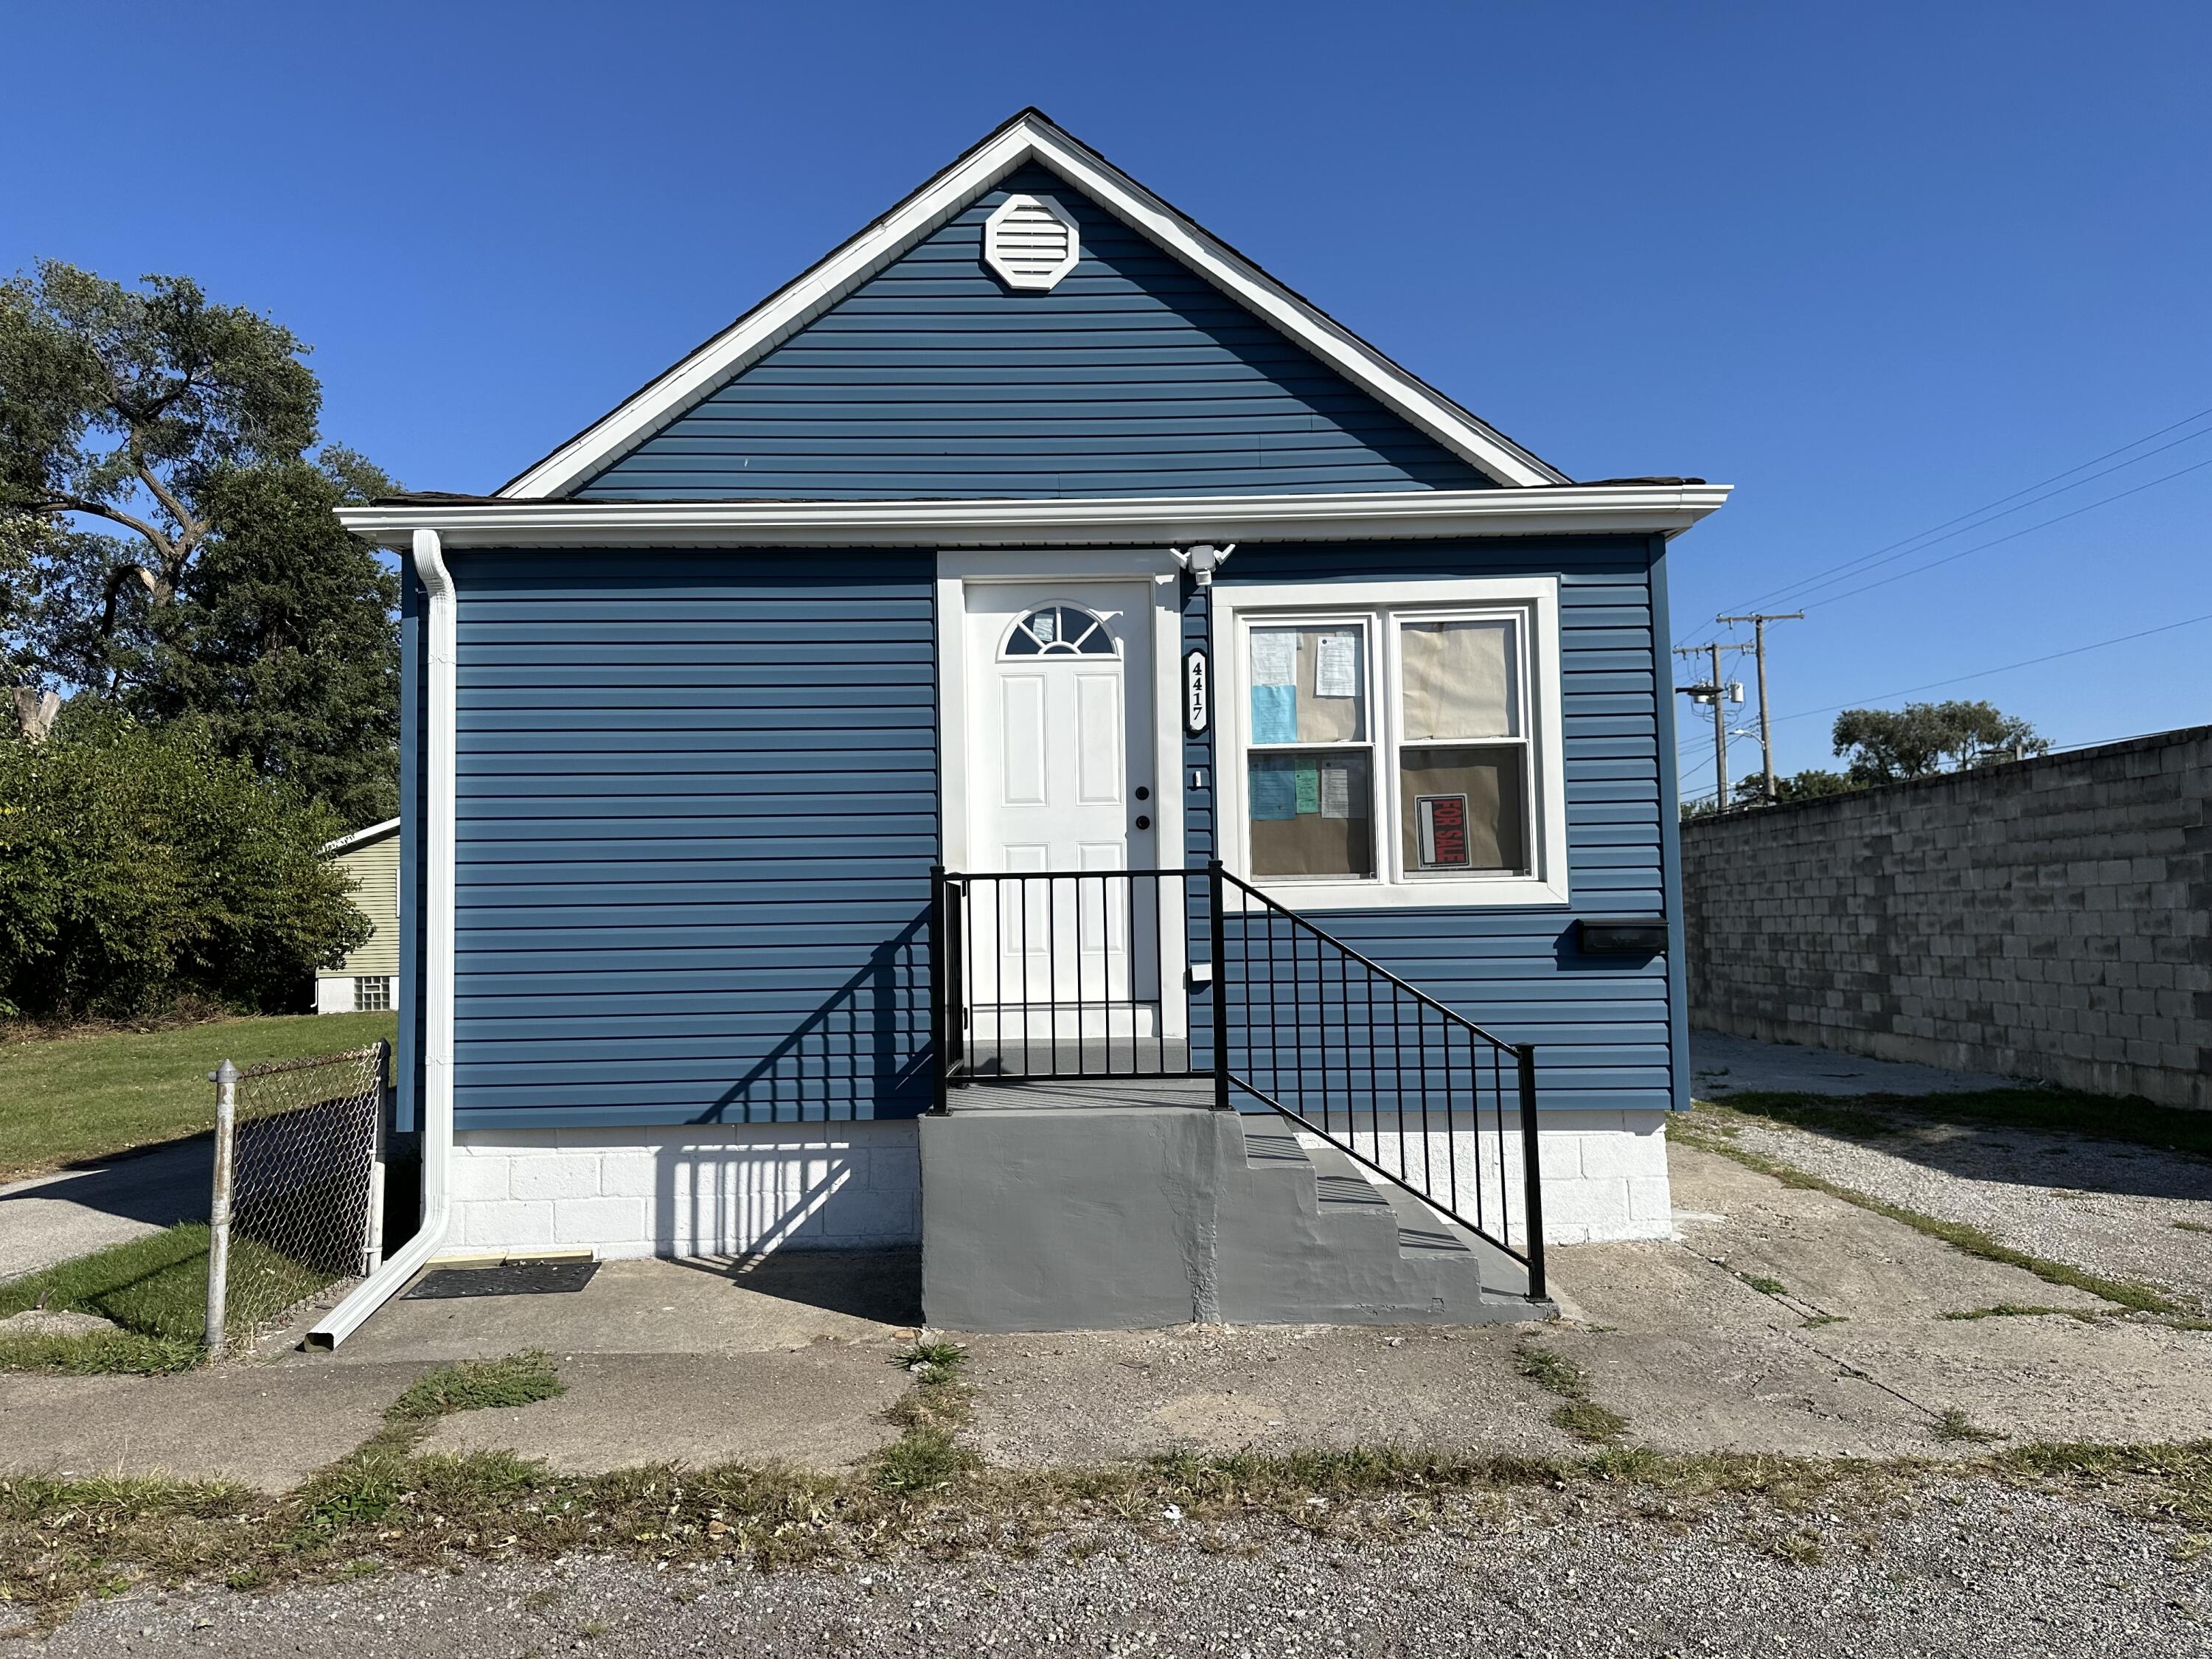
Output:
[317,818,400,1015]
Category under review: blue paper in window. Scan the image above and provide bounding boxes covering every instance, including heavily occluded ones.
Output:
[1249,684,1298,745]
[1248,759,1298,821]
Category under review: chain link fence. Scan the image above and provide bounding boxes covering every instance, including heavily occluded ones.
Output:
[205,1042,389,1356]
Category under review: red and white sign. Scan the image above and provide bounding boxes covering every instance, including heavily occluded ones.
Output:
[1414,793,1470,869]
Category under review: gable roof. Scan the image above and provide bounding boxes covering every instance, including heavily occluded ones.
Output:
[499,109,1570,499]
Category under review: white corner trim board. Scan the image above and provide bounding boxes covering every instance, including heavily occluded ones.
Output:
[307,527,457,1348]
[494,111,1568,498]
[339,483,1731,550]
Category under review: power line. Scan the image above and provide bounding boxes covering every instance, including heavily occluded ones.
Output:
[1722,406,2212,617]
[1769,609,2212,726]
[1677,404,2212,648]
[1790,453,2212,611]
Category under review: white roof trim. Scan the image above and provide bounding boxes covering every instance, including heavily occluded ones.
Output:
[341,484,1728,549]
[321,817,400,856]
[496,111,1569,500]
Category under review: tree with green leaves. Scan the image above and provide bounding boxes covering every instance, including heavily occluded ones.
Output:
[0,261,398,824]
[1830,699,2049,783]
[0,711,370,1020]
[1731,766,1857,806]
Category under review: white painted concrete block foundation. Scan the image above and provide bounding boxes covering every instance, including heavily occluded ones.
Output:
[449,1121,921,1260]
[314,976,355,1015]
[445,1110,1666,1262]
[1325,1109,1673,1247]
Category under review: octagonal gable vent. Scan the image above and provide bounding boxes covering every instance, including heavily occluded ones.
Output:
[984,193,1081,291]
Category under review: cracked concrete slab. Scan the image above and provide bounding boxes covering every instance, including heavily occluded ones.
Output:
[1537,1324,1939,1457]
[424,1349,911,1474]
[956,1322,1578,1466]
[0,1362,423,1492]
[1804,1314,2212,1445]
[1660,1143,2111,1322]
[1545,1141,2212,1455]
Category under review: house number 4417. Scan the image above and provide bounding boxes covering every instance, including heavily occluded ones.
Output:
[1184,649,1208,734]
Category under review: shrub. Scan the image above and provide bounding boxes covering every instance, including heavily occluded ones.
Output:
[0,713,370,1020]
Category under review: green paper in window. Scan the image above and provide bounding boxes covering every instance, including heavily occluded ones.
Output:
[1294,765,1320,815]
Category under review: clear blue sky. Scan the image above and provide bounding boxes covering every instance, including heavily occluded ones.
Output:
[5,1,2206,793]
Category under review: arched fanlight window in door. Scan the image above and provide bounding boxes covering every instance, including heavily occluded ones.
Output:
[1002,604,1116,658]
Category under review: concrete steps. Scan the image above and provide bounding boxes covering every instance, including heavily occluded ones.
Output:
[919,1082,1551,1332]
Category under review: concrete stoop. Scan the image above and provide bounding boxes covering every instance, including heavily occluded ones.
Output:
[919,1081,1554,1332]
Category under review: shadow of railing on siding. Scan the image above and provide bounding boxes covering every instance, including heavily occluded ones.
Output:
[699,913,932,1125]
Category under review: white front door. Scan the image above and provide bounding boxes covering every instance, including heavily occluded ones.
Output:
[963,581,1161,1060]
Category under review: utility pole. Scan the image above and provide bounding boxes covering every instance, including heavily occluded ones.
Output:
[1714,612,1802,802]
[1673,644,1739,809]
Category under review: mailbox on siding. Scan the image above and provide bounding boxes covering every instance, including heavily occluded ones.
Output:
[1576,917,1668,956]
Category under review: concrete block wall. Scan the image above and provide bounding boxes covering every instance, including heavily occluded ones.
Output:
[1683,726,2212,1107]
[448,1120,921,1259]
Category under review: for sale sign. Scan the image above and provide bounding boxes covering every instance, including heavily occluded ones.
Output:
[1414,793,1471,869]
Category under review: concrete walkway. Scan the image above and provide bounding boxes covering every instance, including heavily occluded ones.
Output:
[0,1251,922,1488]
[0,1137,209,1283]
[1691,1029,2020,1099]
[8,1135,2212,1489]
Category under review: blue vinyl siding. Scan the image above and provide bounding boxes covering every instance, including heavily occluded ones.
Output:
[1199,537,1676,1115]
[447,550,937,1130]
[575,163,1494,501]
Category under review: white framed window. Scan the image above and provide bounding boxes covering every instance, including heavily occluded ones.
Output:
[1214,577,1571,909]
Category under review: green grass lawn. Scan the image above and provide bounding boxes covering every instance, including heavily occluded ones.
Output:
[0,1222,336,1373]
[0,1011,398,1180]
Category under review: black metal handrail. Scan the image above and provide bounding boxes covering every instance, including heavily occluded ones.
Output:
[928,861,1545,1297]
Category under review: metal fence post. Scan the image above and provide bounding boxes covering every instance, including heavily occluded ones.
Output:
[1516,1043,1546,1301]
[1208,860,1231,1111]
[363,1039,392,1274]
[204,1060,238,1357]
[928,866,948,1113]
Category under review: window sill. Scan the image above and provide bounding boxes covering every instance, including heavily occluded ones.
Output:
[1231,874,1572,911]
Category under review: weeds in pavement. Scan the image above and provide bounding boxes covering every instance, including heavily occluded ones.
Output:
[874,1336,980,1493]
[0,1329,201,1374]
[1516,1341,1629,1445]
[1934,1409,2002,1444]
[1676,1109,2190,1316]
[1551,1400,1633,1444]
[389,1352,566,1423]
[1940,1305,2100,1324]
[1736,1274,1788,1298]
[2174,1221,2212,1237]
[894,1339,968,1379]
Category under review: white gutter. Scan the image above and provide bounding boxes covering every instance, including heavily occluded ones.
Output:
[319,816,400,857]
[337,483,1731,551]
[307,528,456,1347]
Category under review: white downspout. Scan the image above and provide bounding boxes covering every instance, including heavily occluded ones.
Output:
[308,527,456,1346]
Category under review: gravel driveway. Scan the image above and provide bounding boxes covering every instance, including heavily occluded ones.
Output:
[1708,1107,2212,1313]
[14,1479,2209,1658]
